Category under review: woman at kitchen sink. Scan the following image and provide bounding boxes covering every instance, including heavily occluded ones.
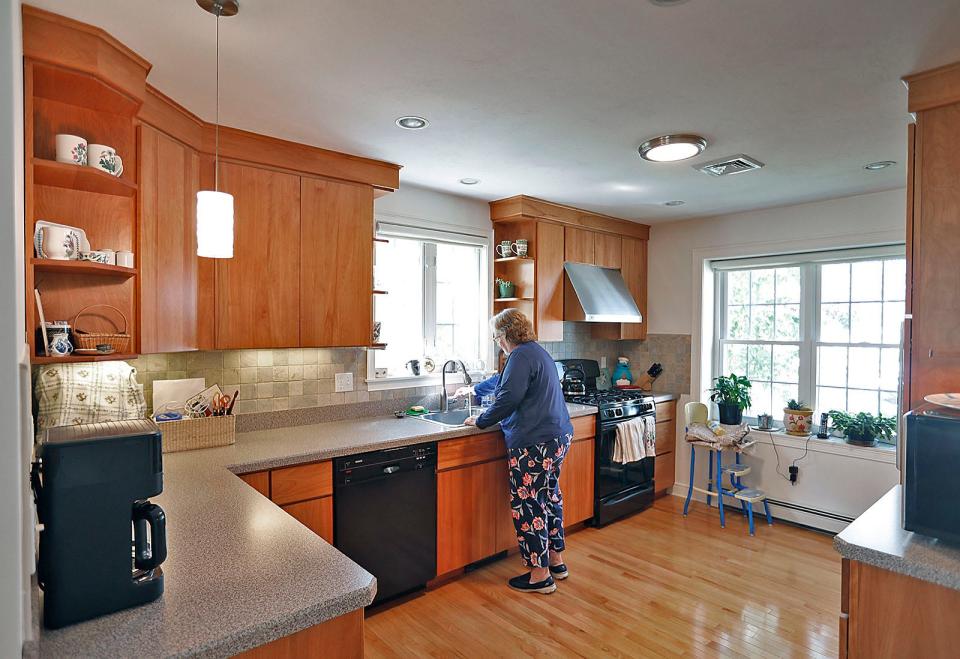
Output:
[458,308,574,595]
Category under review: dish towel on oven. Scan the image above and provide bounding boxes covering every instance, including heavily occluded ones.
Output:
[613,415,656,464]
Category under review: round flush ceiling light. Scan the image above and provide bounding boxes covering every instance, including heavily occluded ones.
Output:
[396,116,429,130]
[459,177,480,185]
[864,160,896,171]
[649,0,691,6]
[664,200,685,206]
[639,134,708,162]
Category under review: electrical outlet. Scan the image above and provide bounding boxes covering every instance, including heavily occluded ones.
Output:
[600,356,607,369]
[335,372,354,393]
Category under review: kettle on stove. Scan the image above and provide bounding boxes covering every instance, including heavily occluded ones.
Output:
[561,366,587,396]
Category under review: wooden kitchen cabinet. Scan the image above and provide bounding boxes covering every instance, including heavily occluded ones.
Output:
[215,162,301,349]
[282,496,334,544]
[300,177,374,347]
[436,458,501,574]
[902,63,960,409]
[139,124,200,353]
[564,227,596,264]
[239,470,270,497]
[654,400,677,496]
[559,437,595,526]
[271,460,333,505]
[593,233,622,269]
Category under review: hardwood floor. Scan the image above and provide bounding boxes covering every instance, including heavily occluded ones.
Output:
[365,496,841,658]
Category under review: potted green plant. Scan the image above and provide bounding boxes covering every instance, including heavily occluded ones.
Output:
[709,374,752,425]
[496,277,515,299]
[783,399,814,436]
[828,410,897,447]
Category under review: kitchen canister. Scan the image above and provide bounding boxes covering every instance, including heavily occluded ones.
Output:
[116,250,134,268]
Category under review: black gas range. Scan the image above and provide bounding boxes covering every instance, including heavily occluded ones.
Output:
[556,359,657,526]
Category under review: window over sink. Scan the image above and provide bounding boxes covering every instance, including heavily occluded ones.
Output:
[713,246,906,434]
[370,221,490,385]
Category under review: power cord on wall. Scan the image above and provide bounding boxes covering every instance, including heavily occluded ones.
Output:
[760,430,812,485]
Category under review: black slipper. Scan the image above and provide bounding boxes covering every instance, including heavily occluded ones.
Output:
[549,563,569,580]
[508,572,557,594]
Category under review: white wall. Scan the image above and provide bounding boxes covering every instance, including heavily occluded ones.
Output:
[374,182,491,234]
[647,188,907,335]
[1,0,30,652]
[653,189,907,526]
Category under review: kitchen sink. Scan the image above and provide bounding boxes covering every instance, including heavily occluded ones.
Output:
[418,409,473,427]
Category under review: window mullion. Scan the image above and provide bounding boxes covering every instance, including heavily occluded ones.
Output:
[799,263,817,410]
[423,242,438,356]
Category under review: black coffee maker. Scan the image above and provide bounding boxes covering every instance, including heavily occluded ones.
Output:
[32,419,167,629]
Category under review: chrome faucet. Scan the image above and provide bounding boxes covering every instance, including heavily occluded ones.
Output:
[441,360,473,412]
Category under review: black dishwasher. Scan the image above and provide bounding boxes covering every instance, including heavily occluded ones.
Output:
[334,443,437,605]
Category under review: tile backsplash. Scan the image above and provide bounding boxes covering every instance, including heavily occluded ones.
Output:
[541,323,691,394]
[127,348,438,416]
[128,326,690,418]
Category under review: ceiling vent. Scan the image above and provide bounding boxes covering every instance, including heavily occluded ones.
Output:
[695,154,765,177]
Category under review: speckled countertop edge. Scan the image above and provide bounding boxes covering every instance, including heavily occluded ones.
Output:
[33,402,602,657]
[834,485,960,591]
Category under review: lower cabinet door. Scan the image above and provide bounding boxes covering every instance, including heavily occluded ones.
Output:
[494,459,517,554]
[436,460,500,574]
[654,452,675,495]
[282,496,334,544]
[559,438,595,525]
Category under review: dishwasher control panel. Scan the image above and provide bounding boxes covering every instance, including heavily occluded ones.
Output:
[334,442,438,486]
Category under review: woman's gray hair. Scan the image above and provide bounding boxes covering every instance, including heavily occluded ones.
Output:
[491,308,536,344]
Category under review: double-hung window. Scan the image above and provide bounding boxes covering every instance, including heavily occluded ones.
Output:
[714,246,906,427]
[371,221,490,381]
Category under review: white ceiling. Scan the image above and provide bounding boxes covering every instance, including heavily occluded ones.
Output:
[26,0,960,222]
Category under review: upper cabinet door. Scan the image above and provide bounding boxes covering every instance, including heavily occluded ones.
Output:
[139,124,199,353]
[620,237,648,339]
[215,162,301,349]
[300,177,374,347]
[564,227,595,264]
[594,233,622,269]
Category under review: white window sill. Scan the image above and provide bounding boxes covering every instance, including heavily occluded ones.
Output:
[365,370,492,392]
[743,428,896,464]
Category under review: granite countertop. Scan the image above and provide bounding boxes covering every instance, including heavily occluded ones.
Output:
[834,485,960,591]
[33,403,597,657]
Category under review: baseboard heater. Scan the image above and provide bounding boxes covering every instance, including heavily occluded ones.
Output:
[765,498,855,524]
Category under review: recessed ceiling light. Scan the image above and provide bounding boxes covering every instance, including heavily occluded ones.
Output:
[664,200,685,206]
[459,178,480,185]
[395,116,429,130]
[864,160,896,171]
[649,0,691,5]
[639,134,708,162]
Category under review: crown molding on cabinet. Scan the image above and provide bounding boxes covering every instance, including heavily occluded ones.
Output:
[490,195,650,240]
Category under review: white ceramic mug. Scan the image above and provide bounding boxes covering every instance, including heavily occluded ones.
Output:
[87,144,123,176]
[100,248,116,265]
[116,250,134,268]
[55,134,87,166]
[38,225,82,260]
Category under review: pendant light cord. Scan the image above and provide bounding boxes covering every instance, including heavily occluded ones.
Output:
[214,7,220,192]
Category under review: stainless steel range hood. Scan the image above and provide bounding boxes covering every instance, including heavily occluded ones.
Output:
[563,262,642,323]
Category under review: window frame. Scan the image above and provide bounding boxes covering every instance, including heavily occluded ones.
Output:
[712,245,906,425]
[367,219,492,390]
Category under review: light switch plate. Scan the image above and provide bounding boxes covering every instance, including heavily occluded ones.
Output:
[600,356,607,369]
[335,372,354,392]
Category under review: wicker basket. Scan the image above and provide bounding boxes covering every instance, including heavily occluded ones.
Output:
[72,304,132,353]
[159,414,236,453]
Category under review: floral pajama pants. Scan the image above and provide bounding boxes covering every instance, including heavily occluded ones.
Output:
[507,435,572,568]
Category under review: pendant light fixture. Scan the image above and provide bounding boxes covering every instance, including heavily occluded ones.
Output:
[196,0,239,258]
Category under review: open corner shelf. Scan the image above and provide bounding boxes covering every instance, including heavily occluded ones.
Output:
[33,158,137,197]
[33,352,138,365]
[494,256,534,264]
[494,297,534,302]
[32,258,137,278]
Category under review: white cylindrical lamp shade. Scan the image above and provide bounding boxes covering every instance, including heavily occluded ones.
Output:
[196,190,234,258]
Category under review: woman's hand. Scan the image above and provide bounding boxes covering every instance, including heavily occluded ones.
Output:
[463,415,479,426]
[453,386,475,400]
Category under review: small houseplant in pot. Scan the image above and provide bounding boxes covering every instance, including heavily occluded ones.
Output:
[496,277,515,299]
[828,410,897,447]
[709,374,752,425]
[783,399,814,436]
